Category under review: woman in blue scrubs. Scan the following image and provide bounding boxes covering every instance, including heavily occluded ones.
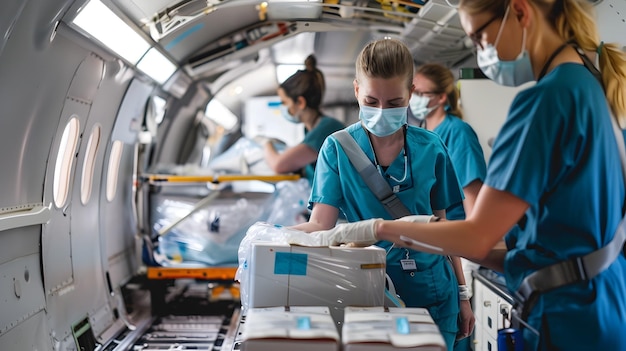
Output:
[411,63,486,221]
[292,39,470,350]
[412,63,487,348]
[261,55,345,183]
[309,0,626,349]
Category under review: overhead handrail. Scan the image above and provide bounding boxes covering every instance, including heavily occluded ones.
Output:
[145,173,300,184]
[0,205,51,233]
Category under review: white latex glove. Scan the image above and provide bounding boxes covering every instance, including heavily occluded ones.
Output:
[397,215,437,223]
[309,219,381,246]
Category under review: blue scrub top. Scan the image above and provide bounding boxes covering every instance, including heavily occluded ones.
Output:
[309,122,464,334]
[301,116,345,183]
[433,114,487,220]
[486,63,626,350]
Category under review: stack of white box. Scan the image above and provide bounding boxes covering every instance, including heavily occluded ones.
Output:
[342,307,446,351]
[245,242,387,324]
[240,306,339,351]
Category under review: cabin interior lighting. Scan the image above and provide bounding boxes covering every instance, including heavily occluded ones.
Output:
[276,64,304,83]
[136,48,177,84]
[205,99,238,130]
[265,0,323,20]
[73,0,150,64]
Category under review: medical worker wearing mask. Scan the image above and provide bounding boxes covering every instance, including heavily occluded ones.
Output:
[410,63,486,220]
[261,54,344,183]
[411,63,486,350]
[292,39,469,351]
[303,0,626,349]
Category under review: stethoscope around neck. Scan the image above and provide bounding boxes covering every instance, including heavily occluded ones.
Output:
[367,125,410,183]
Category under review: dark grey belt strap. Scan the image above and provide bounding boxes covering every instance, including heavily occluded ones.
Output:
[333,130,411,219]
[517,104,626,306]
[510,50,626,327]
[517,219,626,302]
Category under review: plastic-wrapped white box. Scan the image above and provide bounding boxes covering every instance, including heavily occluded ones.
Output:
[342,306,446,351]
[245,242,386,323]
[240,306,339,351]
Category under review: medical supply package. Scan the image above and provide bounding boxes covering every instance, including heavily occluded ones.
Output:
[342,306,446,351]
[240,306,339,351]
[236,222,386,324]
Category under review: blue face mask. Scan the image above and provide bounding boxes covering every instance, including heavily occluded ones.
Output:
[476,6,534,87]
[359,105,407,137]
[280,105,300,124]
[409,95,439,120]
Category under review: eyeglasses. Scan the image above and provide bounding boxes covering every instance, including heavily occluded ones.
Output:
[413,91,440,97]
[467,12,502,50]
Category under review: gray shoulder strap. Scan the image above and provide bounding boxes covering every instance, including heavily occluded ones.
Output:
[333,130,411,219]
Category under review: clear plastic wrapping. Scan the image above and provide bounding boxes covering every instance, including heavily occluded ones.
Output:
[206,137,285,175]
[155,197,265,266]
[236,222,387,323]
[152,179,311,266]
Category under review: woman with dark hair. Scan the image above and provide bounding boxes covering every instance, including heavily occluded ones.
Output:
[261,55,344,183]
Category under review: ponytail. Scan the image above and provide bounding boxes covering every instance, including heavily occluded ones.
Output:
[447,86,464,119]
[415,63,463,119]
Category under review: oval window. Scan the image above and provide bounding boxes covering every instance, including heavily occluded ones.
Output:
[53,117,80,208]
[106,140,124,202]
[80,124,101,205]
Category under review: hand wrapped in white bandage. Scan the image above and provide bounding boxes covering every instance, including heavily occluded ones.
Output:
[308,219,381,246]
[395,215,443,252]
[397,215,439,223]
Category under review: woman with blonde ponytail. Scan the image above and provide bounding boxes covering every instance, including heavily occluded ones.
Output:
[410,63,486,220]
[303,0,626,349]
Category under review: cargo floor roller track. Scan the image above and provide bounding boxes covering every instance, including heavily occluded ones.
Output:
[106,267,244,351]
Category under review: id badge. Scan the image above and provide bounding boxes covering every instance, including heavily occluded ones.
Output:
[400,259,417,271]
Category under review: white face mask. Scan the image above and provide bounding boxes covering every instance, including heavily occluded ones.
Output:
[280,104,300,124]
[409,95,439,120]
[476,6,535,87]
[359,105,408,137]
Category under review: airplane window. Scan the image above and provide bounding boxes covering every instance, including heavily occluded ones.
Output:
[106,140,124,202]
[152,96,167,125]
[144,96,167,142]
[80,125,101,205]
[53,117,80,208]
[205,99,238,130]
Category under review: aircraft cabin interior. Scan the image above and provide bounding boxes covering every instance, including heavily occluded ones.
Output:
[0,0,625,350]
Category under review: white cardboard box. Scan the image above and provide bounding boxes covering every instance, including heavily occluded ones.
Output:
[342,306,447,351]
[246,242,386,324]
[240,306,339,351]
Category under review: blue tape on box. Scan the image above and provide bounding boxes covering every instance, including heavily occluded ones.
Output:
[274,252,308,275]
[396,317,410,334]
[296,316,311,330]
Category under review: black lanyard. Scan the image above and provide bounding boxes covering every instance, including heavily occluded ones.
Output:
[537,42,571,81]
